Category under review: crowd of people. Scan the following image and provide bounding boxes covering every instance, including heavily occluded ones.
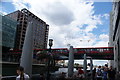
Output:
[71,64,120,80]
[92,65,120,80]
[15,65,120,80]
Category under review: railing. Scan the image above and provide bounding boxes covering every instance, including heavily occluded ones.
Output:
[1,76,16,80]
[8,47,113,54]
[1,74,43,80]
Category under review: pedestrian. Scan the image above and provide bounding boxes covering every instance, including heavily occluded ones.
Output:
[108,66,116,80]
[39,73,45,80]
[73,68,79,78]
[77,67,84,79]
[102,68,108,80]
[116,71,120,80]
[92,68,96,80]
[96,66,103,80]
[16,66,30,80]
[58,72,66,80]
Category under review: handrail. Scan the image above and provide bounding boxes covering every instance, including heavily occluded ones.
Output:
[1,74,41,80]
[1,75,16,80]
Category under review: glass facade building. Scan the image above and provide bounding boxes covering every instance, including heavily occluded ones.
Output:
[0,13,2,46]
[0,13,17,48]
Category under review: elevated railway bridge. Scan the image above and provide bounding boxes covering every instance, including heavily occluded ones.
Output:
[35,47,114,60]
[3,47,114,61]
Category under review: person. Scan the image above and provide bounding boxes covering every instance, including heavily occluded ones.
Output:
[59,72,66,80]
[96,66,103,80]
[102,68,108,80]
[107,66,116,80]
[16,66,30,80]
[73,68,79,78]
[77,67,84,79]
[92,68,96,80]
[116,71,120,80]
[39,73,45,80]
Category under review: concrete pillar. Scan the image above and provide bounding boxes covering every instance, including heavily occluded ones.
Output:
[83,54,87,78]
[90,58,93,80]
[90,58,93,73]
[68,46,74,77]
[20,22,33,76]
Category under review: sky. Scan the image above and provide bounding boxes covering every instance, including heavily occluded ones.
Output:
[0,0,113,65]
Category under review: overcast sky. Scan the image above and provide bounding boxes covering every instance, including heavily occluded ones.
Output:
[1,0,113,65]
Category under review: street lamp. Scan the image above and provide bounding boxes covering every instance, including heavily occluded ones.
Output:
[49,39,53,51]
[47,39,53,80]
[80,39,91,47]
[80,40,91,79]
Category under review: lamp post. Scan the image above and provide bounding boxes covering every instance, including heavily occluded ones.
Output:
[90,57,93,80]
[83,54,87,79]
[47,39,53,80]
[80,39,91,47]
[80,40,91,79]
[49,39,53,52]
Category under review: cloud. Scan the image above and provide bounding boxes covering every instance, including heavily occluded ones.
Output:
[99,34,109,41]
[42,2,74,26]
[103,13,110,19]
[0,11,7,15]
[85,0,113,2]
[93,41,108,47]
[92,34,109,47]
[11,0,109,48]
[12,0,28,10]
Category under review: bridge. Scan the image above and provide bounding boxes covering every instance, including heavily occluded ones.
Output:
[4,47,114,61]
[35,47,114,60]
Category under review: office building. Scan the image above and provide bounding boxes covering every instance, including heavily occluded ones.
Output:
[109,0,120,71]
[0,13,17,52]
[7,8,49,49]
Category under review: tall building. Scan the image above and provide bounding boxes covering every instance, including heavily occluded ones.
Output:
[7,8,49,49]
[0,13,17,52]
[109,0,120,71]
[108,12,113,67]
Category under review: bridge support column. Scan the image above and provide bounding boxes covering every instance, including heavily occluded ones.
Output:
[90,58,93,80]
[68,46,74,77]
[20,22,33,77]
[83,54,87,79]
